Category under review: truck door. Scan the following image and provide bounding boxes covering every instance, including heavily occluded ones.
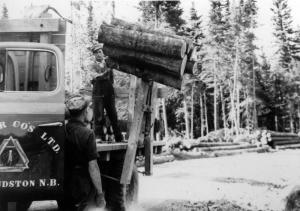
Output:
[0,43,65,202]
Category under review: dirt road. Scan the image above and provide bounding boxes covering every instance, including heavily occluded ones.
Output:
[30,149,300,211]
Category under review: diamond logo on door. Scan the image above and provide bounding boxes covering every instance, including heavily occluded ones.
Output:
[0,136,29,172]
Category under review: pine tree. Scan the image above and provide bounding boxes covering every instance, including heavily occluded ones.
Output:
[187,2,206,137]
[209,0,225,46]
[138,1,185,31]
[87,1,96,45]
[271,0,300,71]
[239,0,258,131]
[189,1,205,44]
[205,0,228,131]
[161,1,185,32]
[1,3,8,19]
[271,0,300,132]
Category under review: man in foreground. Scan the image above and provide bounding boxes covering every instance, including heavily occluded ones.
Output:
[64,95,106,211]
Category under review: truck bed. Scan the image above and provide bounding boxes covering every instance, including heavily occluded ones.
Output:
[96,140,166,152]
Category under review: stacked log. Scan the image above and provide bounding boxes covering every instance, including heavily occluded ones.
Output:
[98,18,195,89]
[260,131,300,148]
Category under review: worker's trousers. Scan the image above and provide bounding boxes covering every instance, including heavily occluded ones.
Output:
[99,152,126,211]
[92,78,123,142]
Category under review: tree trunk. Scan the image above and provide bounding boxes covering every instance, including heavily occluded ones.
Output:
[252,58,257,129]
[103,45,186,78]
[298,108,300,132]
[191,85,194,139]
[200,92,204,137]
[220,86,226,130]
[245,88,250,132]
[289,101,294,133]
[275,115,278,131]
[237,79,240,134]
[213,59,218,131]
[99,24,187,59]
[229,81,235,134]
[204,93,209,135]
[106,58,182,90]
[183,99,190,139]
[233,42,239,134]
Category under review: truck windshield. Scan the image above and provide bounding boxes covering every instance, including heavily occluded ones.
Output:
[0,50,57,92]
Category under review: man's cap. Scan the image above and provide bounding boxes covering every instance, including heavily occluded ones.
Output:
[66,95,90,113]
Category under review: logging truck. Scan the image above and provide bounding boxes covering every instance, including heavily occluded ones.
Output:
[0,17,194,210]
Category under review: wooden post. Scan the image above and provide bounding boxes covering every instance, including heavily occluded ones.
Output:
[162,97,169,139]
[127,75,137,137]
[121,80,150,184]
[145,82,157,175]
[153,96,160,142]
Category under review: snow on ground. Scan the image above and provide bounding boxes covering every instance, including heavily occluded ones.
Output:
[30,149,300,211]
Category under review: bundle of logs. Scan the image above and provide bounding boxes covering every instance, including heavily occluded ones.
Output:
[260,130,300,148]
[98,18,196,89]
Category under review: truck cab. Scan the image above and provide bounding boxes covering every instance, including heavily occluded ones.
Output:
[0,42,65,209]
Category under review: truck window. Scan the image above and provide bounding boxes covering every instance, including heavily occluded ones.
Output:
[0,50,57,92]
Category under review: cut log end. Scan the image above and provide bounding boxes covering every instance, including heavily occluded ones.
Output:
[184,61,197,75]
[180,55,188,76]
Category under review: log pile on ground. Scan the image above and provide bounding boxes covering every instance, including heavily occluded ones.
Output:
[166,129,270,160]
[98,18,195,89]
[170,142,270,160]
[260,130,300,149]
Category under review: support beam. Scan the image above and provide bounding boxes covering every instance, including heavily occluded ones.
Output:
[145,83,158,175]
[162,98,169,139]
[127,75,137,138]
[121,80,150,185]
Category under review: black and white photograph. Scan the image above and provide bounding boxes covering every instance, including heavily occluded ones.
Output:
[0,0,300,210]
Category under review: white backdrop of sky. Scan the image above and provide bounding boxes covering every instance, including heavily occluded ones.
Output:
[1,0,300,57]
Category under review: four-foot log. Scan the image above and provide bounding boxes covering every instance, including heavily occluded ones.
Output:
[99,24,187,59]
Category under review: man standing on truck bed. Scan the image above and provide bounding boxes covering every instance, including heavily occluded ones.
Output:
[90,62,123,143]
[64,95,106,211]
[90,59,127,210]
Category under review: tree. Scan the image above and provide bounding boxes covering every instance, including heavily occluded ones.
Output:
[271,0,300,71]
[238,0,258,131]
[271,0,300,132]
[161,1,185,32]
[138,1,185,31]
[1,3,8,19]
[205,0,227,132]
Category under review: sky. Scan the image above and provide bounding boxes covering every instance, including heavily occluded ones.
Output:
[1,0,300,57]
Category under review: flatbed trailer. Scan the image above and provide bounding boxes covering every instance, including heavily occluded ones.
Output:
[97,141,166,152]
